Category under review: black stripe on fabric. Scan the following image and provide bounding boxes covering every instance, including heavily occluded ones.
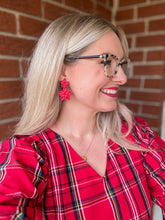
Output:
[58,134,83,220]
[120,147,151,219]
[54,133,67,220]
[105,156,124,220]
[38,132,56,219]
[116,147,142,219]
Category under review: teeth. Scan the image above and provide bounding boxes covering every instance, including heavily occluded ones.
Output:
[101,89,117,94]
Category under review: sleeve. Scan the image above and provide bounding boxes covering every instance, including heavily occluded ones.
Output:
[0,136,48,219]
[134,117,165,219]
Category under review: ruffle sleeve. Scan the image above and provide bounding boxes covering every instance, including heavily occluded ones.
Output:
[0,135,48,219]
[133,117,165,219]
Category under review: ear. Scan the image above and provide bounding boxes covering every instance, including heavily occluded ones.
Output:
[58,64,67,81]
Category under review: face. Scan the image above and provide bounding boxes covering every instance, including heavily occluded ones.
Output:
[63,31,128,114]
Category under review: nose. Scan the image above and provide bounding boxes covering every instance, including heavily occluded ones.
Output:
[111,65,127,85]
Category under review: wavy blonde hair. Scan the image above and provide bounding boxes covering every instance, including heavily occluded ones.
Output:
[15,14,137,149]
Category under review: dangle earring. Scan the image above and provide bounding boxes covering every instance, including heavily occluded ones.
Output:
[58,78,72,101]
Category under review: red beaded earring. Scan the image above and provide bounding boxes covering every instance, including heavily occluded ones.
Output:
[58,78,72,101]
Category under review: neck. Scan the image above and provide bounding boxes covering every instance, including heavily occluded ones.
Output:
[52,102,98,138]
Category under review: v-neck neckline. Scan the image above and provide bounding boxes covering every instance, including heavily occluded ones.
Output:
[46,128,108,178]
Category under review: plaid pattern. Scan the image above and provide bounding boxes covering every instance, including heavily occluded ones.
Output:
[0,117,165,220]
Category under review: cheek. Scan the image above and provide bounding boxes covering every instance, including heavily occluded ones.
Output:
[71,82,92,95]
[69,76,98,100]
[69,71,91,92]
[67,63,104,95]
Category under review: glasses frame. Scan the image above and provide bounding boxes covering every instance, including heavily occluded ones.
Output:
[68,53,129,78]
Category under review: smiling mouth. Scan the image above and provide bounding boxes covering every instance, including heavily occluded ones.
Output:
[100,87,118,97]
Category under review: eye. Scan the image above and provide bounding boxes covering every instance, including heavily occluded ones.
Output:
[100,60,112,66]
[105,60,111,65]
[120,60,129,74]
[120,60,128,68]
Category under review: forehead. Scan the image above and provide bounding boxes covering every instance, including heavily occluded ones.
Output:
[85,31,124,59]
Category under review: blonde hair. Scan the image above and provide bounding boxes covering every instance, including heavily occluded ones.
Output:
[15,14,136,149]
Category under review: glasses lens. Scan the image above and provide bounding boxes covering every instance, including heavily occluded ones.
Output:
[105,55,129,77]
[105,55,117,77]
[121,60,129,76]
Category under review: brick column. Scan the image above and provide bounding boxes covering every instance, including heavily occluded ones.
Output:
[116,0,165,135]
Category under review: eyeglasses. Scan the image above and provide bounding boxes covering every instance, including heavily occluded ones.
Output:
[66,53,130,78]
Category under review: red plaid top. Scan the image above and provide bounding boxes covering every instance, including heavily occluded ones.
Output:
[0,117,165,220]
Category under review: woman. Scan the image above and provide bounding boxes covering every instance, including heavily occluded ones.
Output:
[0,14,165,220]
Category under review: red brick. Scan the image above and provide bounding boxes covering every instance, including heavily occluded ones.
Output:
[0,59,19,77]
[116,9,133,21]
[127,37,132,48]
[44,2,73,20]
[125,78,141,88]
[134,65,164,76]
[0,11,16,33]
[119,0,145,6]
[130,91,163,102]
[21,59,30,77]
[136,35,165,47]
[124,102,139,113]
[19,16,49,37]
[129,51,143,61]
[0,101,22,120]
[138,3,165,18]
[144,79,164,89]
[120,22,145,34]
[142,105,162,115]
[65,0,94,13]
[118,90,127,99]
[0,120,17,141]
[99,0,107,4]
[147,50,165,61]
[109,1,113,6]
[141,116,161,128]
[0,35,36,57]
[0,0,41,16]
[149,19,165,32]
[0,80,22,99]
[95,4,111,20]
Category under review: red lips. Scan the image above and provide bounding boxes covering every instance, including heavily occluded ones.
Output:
[100,87,118,97]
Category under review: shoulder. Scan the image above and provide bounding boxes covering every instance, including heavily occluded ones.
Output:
[1,133,41,153]
[0,134,43,169]
[121,115,152,137]
[132,116,154,138]
[129,116,165,150]
[0,130,58,180]
[0,134,36,155]
[133,116,150,127]
[0,128,61,159]
[0,130,47,161]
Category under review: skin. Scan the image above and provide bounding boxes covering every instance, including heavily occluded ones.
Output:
[51,31,128,177]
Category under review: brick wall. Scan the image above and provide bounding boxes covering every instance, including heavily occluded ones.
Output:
[116,0,165,136]
[0,0,164,142]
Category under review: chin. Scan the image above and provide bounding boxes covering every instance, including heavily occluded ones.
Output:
[100,105,117,113]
